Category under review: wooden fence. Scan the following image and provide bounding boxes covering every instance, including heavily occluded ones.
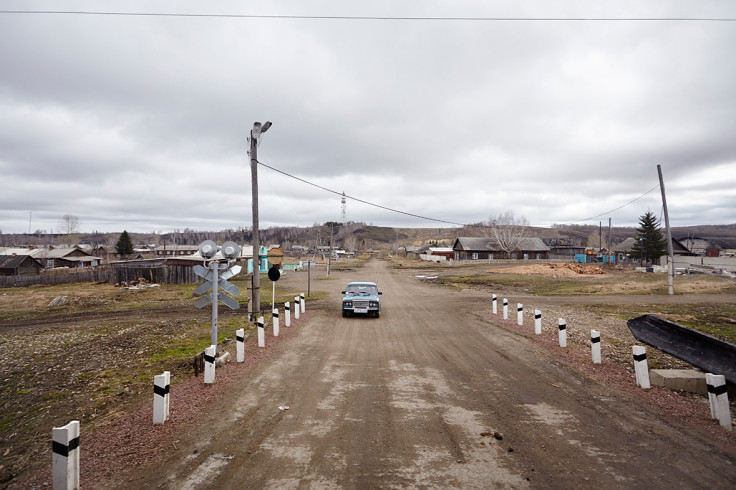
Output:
[0,264,200,288]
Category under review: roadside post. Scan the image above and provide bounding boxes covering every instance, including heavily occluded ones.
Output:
[558,319,567,347]
[632,346,650,389]
[492,294,497,315]
[301,293,306,313]
[517,303,523,326]
[534,310,542,335]
[204,345,216,384]
[706,374,731,430]
[295,296,300,320]
[285,301,291,327]
[153,371,170,424]
[257,316,265,347]
[591,330,602,364]
[52,420,80,490]
[273,308,279,336]
[503,298,508,320]
[236,328,245,362]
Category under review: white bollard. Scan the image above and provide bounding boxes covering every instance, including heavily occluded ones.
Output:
[52,420,80,490]
[632,346,650,389]
[503,298,508,320]
[707,374,732,430]
[558,318,567,347]
[236,328,245,363]
[257,316,265,347]
[153,371,170,424]
[204,345,216,384]
[285,302,291,327]
[534,309,542,335]
[492,294,497,315]
[300,293,306,313]
[273,308,279,337]
[591,330,601,364]
[517,303,523,326]
[294,296,300,320]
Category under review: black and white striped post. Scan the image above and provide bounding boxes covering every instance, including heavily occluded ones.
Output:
[492,294,497,315]
[558,318,567,347]
[294,296,300,320]
[236,328,245,362]
[257,316,265,347]
[503,298,508,320]
[153,371,170,424]
[591,330,601,364]
[706,373,732,430]
[534,309,542,335]
[204,345,216,384]
[52,420,79,490]
[273,308,280,336]
[300,293,306,313]
[517,303,523,326]
[285,301,291,327]
[632,346,650,389]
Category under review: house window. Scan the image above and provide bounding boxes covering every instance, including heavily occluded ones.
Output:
[472,252,479,260]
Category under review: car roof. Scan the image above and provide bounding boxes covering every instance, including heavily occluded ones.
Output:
[347,281,377,286]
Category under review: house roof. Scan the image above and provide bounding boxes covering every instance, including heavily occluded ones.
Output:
[613,238,637,252]
[0,254,43,270]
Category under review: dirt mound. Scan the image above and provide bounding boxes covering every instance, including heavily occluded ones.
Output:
[489,263,607,277]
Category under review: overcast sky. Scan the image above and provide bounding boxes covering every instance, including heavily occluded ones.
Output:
[1,1,735,235]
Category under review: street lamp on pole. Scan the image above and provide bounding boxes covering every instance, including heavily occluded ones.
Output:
[250,121,271,320]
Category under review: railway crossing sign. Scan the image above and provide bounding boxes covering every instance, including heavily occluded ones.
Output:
[193,264,241,310]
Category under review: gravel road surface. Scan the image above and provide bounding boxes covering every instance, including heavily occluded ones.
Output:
[120,260,735,489]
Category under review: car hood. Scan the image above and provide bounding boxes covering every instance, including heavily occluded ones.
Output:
[342,292,380,301]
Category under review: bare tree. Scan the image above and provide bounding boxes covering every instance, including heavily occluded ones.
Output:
[57,214,80,236]
[343,234,359,252]
[488,211,530,257]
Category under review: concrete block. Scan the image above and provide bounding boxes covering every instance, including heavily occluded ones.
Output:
[650,369,707,395]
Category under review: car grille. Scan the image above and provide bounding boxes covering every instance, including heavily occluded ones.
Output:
[353,300,370,308]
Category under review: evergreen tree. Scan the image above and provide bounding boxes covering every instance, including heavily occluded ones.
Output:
[630,212,667,264]
[115,230,135,258]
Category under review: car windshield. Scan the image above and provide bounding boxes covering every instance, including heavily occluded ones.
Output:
[346,285,377,296]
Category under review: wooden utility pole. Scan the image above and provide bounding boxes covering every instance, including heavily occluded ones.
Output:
[250,129,260,319]
[657,164,675,295]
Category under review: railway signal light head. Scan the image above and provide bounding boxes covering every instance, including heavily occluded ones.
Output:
[199,240,218,259]
[221,241,241,260]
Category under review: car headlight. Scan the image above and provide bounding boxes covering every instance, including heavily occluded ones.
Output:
[343,301,352,307]
[369,301,378,307]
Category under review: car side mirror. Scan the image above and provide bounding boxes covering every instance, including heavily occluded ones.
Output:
[341,291,346,294]
[378,292,382,295]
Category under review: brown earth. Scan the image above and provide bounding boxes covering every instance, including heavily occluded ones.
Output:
[488,262,608,276]
[3,259,736,488]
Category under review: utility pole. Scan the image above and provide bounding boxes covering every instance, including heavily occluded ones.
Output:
[250,121,272,319]
[657,164,675,295]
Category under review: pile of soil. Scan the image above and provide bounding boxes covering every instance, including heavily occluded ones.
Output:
[488,263,607,277]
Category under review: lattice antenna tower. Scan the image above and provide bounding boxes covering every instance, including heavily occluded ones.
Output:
[341,192,347,223]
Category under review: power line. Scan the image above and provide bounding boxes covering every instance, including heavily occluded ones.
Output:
[1,10,735,22]
[256,161,466,226]
[562,183,661,225]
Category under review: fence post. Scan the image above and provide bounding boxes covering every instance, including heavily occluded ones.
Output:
[52,420,80,490]
[632,346,650,389]
[492,294,497,315]
[707,374,732,430]
[153,372,170,424]
[236,328,245,362]
[300,293,306,313]
[534,309,541,335]
[558,318,567,347]
[273,308,279,337]
[257,316,265,347]
[204,345,216,384]
[294,296,300,320]
[503,298,508,320]
[285,302,291,327]
[591,330,601,364]
[517,303,523,326]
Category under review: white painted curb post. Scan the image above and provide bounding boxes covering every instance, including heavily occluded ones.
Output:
[236,328,245,362]
[534,310,542,335]
[285,301,291,327]
[52,420,79,490]
[492,294,497,315]
[632,346,650,389]
[273,308,279,337]
[503,298,508,320]
[517,303,523,326]
[707,374,732,430]
[294,296,300,320]
[257,316,265,347]
[153,371,170,424]
[558,319,567,347]
[591,330,601,364]
[300,293,306,313]
[204,345,216,384]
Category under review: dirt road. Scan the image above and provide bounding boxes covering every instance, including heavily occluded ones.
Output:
[123,260,735,488]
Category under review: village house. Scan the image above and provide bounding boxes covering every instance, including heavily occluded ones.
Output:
[0,253,44,276]
[34,247,101,269]
[452,237,550,260]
